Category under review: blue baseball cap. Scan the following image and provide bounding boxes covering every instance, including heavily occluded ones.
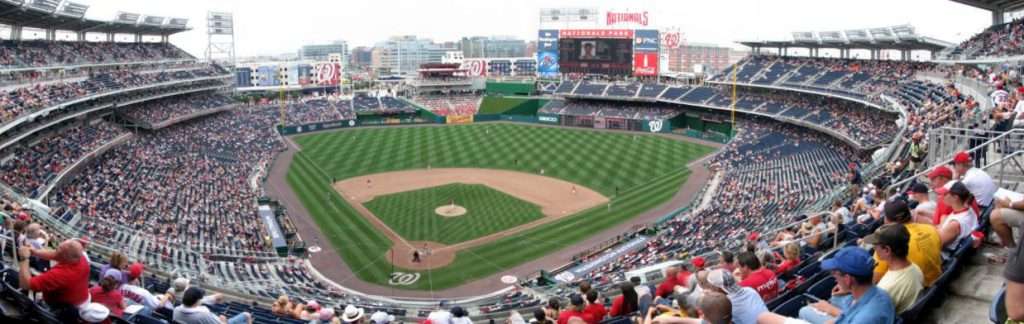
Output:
[821,247,875,278]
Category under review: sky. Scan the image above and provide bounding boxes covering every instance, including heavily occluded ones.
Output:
[75,0,999,58]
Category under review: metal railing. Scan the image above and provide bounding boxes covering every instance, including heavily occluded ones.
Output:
[889,128,1024,191]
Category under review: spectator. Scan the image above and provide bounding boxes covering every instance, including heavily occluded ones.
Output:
[90,269,127,319]
[656,266,681,298]
[294,300,321,321]
[939,182,979,255]
[719,251,737,273]
[991,192,1024,262]
[311,308,336,324]
[582,290,607,324]
[1004,195,1024,322]
[908,183,936,224]
[775,242,802,276]
[428,303,454,324]
[173,286,252,324]
[532,308,553,324]
[928,166,955,225]
[609,281,640,317]
[864,224,924,313]
[169,277,190,304]
[796,246,896,324]
[452,306,472,324]
[799,214,830,251]
[272,295,293,317]
[578,282,592,297]
[871,199,942,288]
[544,297,561,321]
[17,239,90,322]
[832,200,852,225]
[705,269,767,324]
[99,252,130,284]
[558,295,592,324]
[952,151,997,208]
[369,311,395,324]
[736,252,779,301]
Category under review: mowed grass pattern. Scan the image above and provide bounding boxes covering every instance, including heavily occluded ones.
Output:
[287,123,715,290]
[363,183,545,245]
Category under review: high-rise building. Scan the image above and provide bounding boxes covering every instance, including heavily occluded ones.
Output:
[459,36,527,58]
[350,46,373,68]
[299,41,349,63]
[371,36,448,74]
[668,43,735,74]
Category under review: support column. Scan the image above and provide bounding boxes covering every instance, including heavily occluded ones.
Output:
[77,31,86,41]
[11,25,22,40]
[106,33,115,42]
[134,34,142,43]
[45,29,56,41]
[993,9,1005,25]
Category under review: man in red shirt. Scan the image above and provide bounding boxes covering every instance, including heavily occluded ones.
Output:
[558,294,594,324]
[736,251,779,301]
[18,239,90,322]
[655,266,680,298]
[581,290,606,324]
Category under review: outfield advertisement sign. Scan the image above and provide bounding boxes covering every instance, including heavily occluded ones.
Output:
[537,114,560,124]
[446,115,474,124]
[278,119,357,135]
[634,29,659,52]
[643,119,670,133]
[537,29,560,77]
[633,52,659,76]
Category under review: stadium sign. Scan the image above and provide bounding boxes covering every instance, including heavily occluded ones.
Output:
[560,29,634,39]
[538,114,560,124]
[634,29,659,52]
[388,272,420,285]
[314,63,341,85]
[606,11,648,26]
[461,59,487,77]
[662,31,681,49]
[633,52,659,76]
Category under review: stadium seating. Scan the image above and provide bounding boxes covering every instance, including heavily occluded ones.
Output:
[947,17,1024,59]
[412,93,481,116]
[120,93,235,127]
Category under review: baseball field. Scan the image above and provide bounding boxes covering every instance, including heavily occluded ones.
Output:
[286,123,714,290]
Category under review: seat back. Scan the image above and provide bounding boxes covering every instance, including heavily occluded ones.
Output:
[806,276,837,300]
[771,294,810,318]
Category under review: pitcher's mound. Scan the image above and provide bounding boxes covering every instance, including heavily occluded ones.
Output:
[435,205,467,217]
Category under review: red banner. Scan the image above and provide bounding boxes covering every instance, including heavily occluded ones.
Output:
[606,11,648,26]
[633,52,658,76]
[559,29,634,39]
[314,63,341,85]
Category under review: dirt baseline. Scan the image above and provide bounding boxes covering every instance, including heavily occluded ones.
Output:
[333,168,609,269]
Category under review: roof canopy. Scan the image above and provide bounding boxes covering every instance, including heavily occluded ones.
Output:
[950,0,1024,13]
[0,0,189,36]
[740,25,954,52]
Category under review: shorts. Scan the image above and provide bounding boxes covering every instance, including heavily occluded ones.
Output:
[1000,208,1024,228]
[1007,225,1024,283]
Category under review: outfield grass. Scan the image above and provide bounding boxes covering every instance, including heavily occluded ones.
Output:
[363,183,545,245]
[286,123,715,290]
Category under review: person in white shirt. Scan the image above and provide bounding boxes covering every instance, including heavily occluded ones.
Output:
[952,151,997,208]
[909,183,936,224]
[428,303,454,324]
[939,182,979,257]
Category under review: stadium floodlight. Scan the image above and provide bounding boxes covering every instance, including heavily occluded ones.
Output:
[166,18,188,28]
[57,1,89,18]
[792,31,816,42]
[115,12,141,24]
[869,27,895,41]
[891,25,917,40]
[26,0,60,13]
[141,15,166,26]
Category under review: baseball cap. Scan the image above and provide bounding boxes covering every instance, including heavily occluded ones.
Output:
[863,224,911,250]
[820,247,875,278]
[706,269,741,294]
[927,165,953,179]
[691,256,706,268]
[569,294,585,306]
[909,183,929,194]
[953,151,972,164]
[128,262,144,281]
[370,311,395,324]
[79,303,110,323]
[103,269,124,284]
[882,199,911,222]
[319,308,336,322]
[747,231,760,241]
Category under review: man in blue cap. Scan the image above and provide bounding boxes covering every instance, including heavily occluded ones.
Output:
[757,246,895,324]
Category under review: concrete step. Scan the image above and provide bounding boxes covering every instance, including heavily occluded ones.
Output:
[921,245,1005,324]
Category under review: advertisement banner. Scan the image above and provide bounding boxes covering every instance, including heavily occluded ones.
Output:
[446,115,474,124]
[537,113,560,124]
[594,116,607,129]
[633,52,659,76]
[643,119,671,133]
[537,30,560,77]
[314,63,341,85]
[559,29,634,39]
[634,29,659,52]
[461,59,487,77]
[606,11,649,26]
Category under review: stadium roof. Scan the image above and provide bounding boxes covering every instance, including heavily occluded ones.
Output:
[950,0,1024,13]
[739,25,954,52]
[0,0,189,35]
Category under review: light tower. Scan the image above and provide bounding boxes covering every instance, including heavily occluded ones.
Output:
[205,11,236,68]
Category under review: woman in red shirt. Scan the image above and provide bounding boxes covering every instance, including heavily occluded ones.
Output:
[90,269,126,319]
[775,242,802,275]
[608,282,638,317]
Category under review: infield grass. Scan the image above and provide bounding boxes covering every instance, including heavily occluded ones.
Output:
[286,123,714,290]
[363,183,545,244]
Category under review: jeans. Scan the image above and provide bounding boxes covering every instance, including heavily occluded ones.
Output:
[227,312,250,324]
[798,305,836,324]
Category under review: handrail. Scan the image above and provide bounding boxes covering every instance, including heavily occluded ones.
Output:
[888,128,1024,191]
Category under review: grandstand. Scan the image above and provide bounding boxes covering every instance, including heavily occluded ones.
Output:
[0,0,1020,324]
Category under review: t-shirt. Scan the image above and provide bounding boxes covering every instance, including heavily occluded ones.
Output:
[428,310,454,324]
[655,275,679,298]
[877,263,924,314]
[913,201,936,219]
[960,168,997,207]
[676,270,692,289]
[932,187,950,225]
[172,305,222,324]
[830,286,895,324]
[582,303,607,324]
[29,256,90,306]
[1006,226,1024,283]
[776,259,800,275]
[728,287,768,324]
[942,207,979,252]
[739,268,779,301]
[90,285,125,318]
[121,284,160,309]
[557,309,593,324]
[873,223,942,287]
[835,207,852,224]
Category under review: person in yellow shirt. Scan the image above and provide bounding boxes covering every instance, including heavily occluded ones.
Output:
[865,223,924,313]
[871,199,942,287]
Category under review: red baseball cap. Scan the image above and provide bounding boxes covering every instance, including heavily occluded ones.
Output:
[953,151,971,164]
[928,165,953,179]
[691,256,706,268]
[747,231,760,241]
[128,262,144,280]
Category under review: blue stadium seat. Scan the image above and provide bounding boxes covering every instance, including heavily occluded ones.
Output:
[130,314,168,324]
[899,285,939,323]
[772,294,811,318]
[991,285,1007,324]
[806,276,836,300]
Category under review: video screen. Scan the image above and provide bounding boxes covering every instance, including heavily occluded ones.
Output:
[558,38,633,75]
